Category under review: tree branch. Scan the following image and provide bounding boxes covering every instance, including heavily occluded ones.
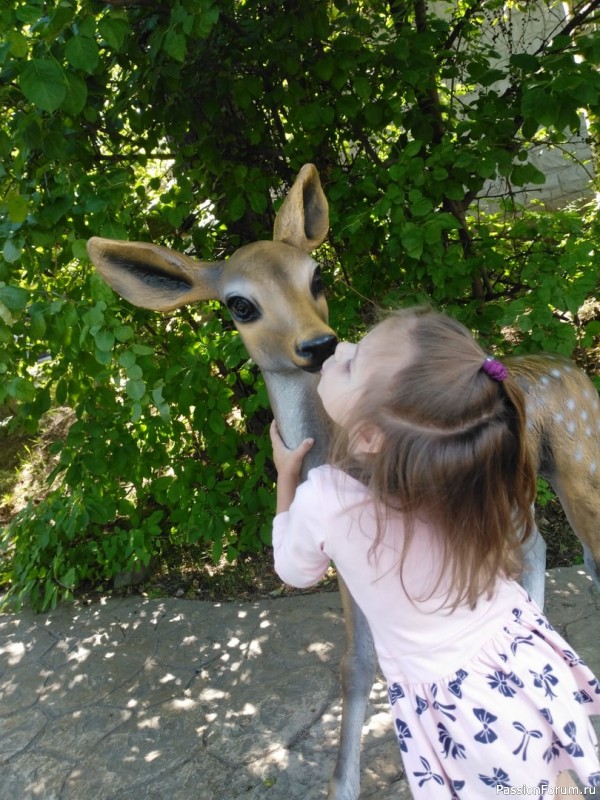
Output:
[535,0,600,56]
[443,1,486,52]
[94,0,169,8]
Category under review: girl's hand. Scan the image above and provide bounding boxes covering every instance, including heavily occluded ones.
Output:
[270,420,314,513]
[270,420,314,478]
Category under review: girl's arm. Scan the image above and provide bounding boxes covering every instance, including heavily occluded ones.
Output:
[269,420,314,513]
[270,420,330,588]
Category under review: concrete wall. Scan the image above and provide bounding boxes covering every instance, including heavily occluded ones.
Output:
[435,1,596,209]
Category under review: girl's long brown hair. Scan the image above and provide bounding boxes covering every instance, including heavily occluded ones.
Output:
[330,307,537,610]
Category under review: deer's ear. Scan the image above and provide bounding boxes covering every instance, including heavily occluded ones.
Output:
[87,238,223,311]
[273,163,329,252]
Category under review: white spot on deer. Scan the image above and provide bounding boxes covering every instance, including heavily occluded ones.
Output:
[566,399,575,412]
[554,413,564,424]
[540,376,549,386]
[551,369,562,378]
[575,446,584,462]
[581,410,589,422]
[590,462,598,476]
[567,420,576,434]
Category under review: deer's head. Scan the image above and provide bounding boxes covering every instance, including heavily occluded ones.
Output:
[87,164,337,374]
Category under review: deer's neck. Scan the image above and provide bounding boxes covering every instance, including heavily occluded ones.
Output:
[262,370,331,479]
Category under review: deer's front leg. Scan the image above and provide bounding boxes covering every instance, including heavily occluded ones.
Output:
[328,577,377,800]
[519,522,546,609]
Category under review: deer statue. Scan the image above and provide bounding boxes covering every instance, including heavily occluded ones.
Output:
[87,163,600,800]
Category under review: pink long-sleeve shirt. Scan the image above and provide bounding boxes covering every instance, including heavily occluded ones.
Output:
[272,465,531,685]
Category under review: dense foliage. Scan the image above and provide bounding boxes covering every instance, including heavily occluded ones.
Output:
[1,0,599,609]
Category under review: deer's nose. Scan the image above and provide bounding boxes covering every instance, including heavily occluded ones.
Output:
[296,334,338,370]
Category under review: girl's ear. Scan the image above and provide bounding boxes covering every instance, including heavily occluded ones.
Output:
[355,424,385,454]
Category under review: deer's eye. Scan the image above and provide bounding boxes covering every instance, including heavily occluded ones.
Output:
[311,267,324,299]
[226,296,260,323]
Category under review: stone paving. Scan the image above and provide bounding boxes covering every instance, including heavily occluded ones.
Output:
[0,565,598,800]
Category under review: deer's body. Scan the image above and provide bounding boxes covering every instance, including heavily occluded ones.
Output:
[88,164,600,800]
[510,353,600,587]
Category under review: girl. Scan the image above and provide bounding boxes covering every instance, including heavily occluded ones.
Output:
[270,307,600,797]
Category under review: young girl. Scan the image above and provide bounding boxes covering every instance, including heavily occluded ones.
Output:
[270,307,600,797]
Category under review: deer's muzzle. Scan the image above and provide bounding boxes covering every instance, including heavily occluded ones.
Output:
[296,334,338,372]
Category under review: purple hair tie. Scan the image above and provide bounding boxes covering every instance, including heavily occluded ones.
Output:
[482,356,508,382]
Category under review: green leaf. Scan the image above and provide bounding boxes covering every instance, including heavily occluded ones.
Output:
[42,581,58,612]
[45,2,77,37]
[0,301,14,326]
[315,56,334,81]
[479,69,506,86]
[400,224,424,260]
[152,382,170,422]
[511,163,546,187]
[7,194,28,223]
[60,568,76,588]
[209,408,226,435]
[55,379,68,405]
[95,347,113,365]
[298,102,332,130]
[20,59,67,112]
[248,192,267,214]
[30,309,47,338]
[72,239,90,261]
[0,131,11,160]
[408,190,433,218]
[98,17,130,51]
[131,344,153,356]
[164,29,187,62]
[126,378,146,401]
[95,329,115,352]
[521,87,555,128]
[0,284,28,310]
[6,30,28,58]
[7,377,35,402]
[65,35,99,73]
[195,5,220,38]
[521,116,539,140]
[403,140,423,158]
[115,325,134,342]
[62,73,88,116]
[354,76,371,101]
[119,350,137,368]
[126,364,143,380]
[83,303,105,328]
[509,53,539,72]
[151,383,164,405]
[229,195,246,221]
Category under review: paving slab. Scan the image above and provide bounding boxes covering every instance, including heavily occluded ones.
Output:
[0,565,598,800]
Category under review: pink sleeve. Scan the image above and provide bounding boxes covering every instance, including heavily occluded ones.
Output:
[272,471,331,588]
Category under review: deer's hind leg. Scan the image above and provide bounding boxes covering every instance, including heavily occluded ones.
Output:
[541,373,600,590]
[550,467,600,590]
